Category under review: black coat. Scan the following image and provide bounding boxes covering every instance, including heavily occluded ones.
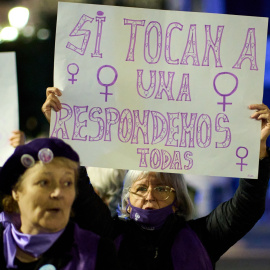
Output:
[72,158,270,270]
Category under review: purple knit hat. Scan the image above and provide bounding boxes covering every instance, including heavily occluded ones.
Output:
[0,138,79,194]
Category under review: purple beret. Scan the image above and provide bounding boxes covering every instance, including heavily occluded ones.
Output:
[0,138,79,195]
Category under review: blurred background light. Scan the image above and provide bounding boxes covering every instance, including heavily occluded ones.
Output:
[37,28,50,40]
[8,7,29,29]
[0,27,18,41]
[22,25,35,38]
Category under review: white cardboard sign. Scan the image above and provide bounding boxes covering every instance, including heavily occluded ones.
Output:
[51,2,268,178]
[0,52,19,166]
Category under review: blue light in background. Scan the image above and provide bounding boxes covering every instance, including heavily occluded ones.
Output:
[263,36,270,104]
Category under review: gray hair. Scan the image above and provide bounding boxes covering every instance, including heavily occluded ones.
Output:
[119,170,194,220]
[87,167,126,216]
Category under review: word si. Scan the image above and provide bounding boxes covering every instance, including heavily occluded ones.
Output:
[66,11,258,70]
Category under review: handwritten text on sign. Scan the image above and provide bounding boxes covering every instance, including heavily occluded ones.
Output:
[51,2,268,178]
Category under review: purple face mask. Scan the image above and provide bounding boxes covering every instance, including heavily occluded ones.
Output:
[127,200,174,230]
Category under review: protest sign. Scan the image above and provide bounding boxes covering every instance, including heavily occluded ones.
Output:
[51,2,268,178]
[0,52,18,165]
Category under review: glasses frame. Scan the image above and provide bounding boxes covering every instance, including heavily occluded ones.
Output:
[129,185,176,201]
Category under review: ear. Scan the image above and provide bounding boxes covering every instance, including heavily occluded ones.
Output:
[12,190,19,201]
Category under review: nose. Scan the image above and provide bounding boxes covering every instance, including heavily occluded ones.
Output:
[50,185,63,199]
[144,188,156,201]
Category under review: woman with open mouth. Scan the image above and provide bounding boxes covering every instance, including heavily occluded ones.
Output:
[0,138,119,270]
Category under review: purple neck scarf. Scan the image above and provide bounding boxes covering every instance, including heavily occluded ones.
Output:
[0,212,64,268]
[127,200,174,230]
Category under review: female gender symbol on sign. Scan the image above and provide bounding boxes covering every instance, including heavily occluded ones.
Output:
[236,146,248,171]
[97,65,118,102]
[67,63,79,84]
[213,72,238,112]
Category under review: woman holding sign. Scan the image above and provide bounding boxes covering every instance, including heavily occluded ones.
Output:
[42,87,270,270]
[0,137,119,270]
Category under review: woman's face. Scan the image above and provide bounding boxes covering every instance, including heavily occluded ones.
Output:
[12,161,76,235]
[129,172,176,210]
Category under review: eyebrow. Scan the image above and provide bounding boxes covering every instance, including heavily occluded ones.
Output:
[134,182,165,186]
[40,171,74,176]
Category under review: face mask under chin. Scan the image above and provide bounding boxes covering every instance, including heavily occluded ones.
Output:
[127,200,175,230]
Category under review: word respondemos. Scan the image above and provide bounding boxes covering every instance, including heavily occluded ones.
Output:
[51,104,231,149]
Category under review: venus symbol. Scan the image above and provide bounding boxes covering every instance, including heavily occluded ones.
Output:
[213,72,238,112]
[67,63,79,84]
[236,146,248,171]
[97,65,118,102]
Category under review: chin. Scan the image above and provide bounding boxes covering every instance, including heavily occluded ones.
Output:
[40,221,67,233]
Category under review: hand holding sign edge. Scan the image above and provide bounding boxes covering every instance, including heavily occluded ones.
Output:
[41,87,62,123]
[249,103,270,159]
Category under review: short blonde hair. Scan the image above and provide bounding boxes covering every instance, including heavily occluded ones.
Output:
[2,157,79,213]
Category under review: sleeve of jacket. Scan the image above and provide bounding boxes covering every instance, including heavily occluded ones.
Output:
[96,237,122,270]
[71,166,115,238]
[190,157,270,263]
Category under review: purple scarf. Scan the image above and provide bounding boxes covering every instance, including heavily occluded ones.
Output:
[0,212,63,268]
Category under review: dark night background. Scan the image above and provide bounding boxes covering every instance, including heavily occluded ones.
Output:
[0,1,270,269]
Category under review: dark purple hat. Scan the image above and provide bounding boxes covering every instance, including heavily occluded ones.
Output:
[0,138,79,195]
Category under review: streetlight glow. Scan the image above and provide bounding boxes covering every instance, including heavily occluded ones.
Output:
[0,27,19,41]
[8,7,30,29]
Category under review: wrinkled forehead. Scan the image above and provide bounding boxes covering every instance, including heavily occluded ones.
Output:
[127,171,169,187]
[22,160,60,175]
[20,159,75,183]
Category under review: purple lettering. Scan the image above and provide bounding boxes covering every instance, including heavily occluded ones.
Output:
[179,113,197,147]
[215,113,231,148]
[104,107,120,141]
[51,103,72,139]
[166,113,179,147]
[202,25,224,67]
[176,73,191,101]
[88,107,104,141]
[184,151,193,169]
[137,69,156,98]
[151,111,168,144]
[137,148,149,167]
[124,19,145,61]
[165,22,183,65]
[91,13,106,58]
[196,114,212,148]
[66,14,94,55]
[150,148,161,169]
[180,24,200,66]
[161,149,172,170]
[144,21,162,64]
[131,110,150,144]
[119,109,133,142]
[155,71,175,100]
[233,28,258,70]
[72,106,88,141]
[169,151,182,170]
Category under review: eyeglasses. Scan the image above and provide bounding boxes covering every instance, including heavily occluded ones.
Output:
[129,185,176,201]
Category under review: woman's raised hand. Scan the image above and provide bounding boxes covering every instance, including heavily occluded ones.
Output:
[41,87,62,123]
[9,130,25,148]
[249,103,270,158]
